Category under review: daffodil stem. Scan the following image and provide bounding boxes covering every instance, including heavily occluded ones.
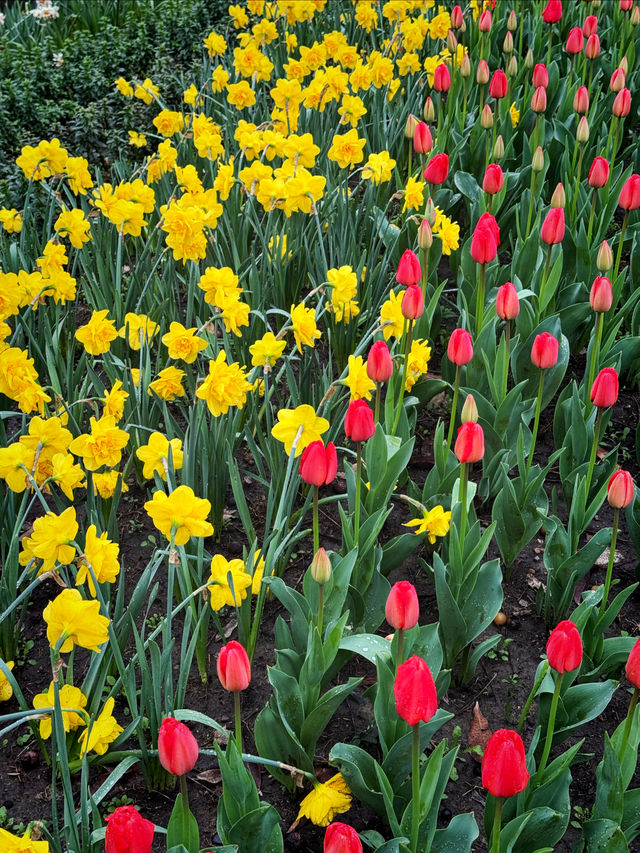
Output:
[599,508,619,619]
[586,312,603,409]
[317,583,324,638]
[445,365,461,455]
[585,408,602,497]
[313,486,319,555]
[411,723,421,853]
[354,442,363,544]
[613,210,629,283]
[234,690,242,755]
[459,462,468,551]
[619,688,639,765]
[538,672,564,776]
[517,661,550,735]
[490,797,504,853]
[526,371,546,477]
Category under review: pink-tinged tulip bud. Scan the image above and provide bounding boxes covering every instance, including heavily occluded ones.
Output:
[423,96,435,122]
[546,620,583,673]
[413,121,433,154]
[158,717,199,776]
[451,4,464,29]
[525,48,534,69]
[590,367,619,408]
[532,146,545,172]
[619,56,629,73]
[324,823,363,853]
[447,30,458,54]
[470,217,499,265]
[541,207,565,243]
[626,637,640,690]
[532,63,549,88]
[613,88,631,117]
[476,59,490,85]
[494,134,505,160]
[496,282,520,320]
[576,115,590,143]
[585,33,600,59]
[531,86,547,113]
[588,156,610,188]
[448,328,474,366]
[507,9,517,30]
[619,174,640,210]
[489,69,508,99]
[503,32,514,54]
[423,152,449,185]
[507,55,518,77]
[574,85,589,113]
[425,197,436,226]
[105,806,155,853]
[311,547,332,584]
[542,0,563,23]
[396,249,422,285]
[455,421,485,463]
[417,218,433,250]
[550,182,566,209]
[608,470,635,509]
[482,730,530,798]
[590,276,613,312]
[566,26,584,53]
[385,580,419,630]
[300,440,338,486]
[367,340,393,382]
[217,640,251,692]
[632,5,640,25]
[344,399,375,442]
[597,240,613,272]
[620,0,633,10]
[393,655,437,725]
[531,332,559,369]
[404,114,418,139]
[478,9,492,31]
[460,53,471,77]
[480,103,494,129]
[583,14,598,36]
[461,393,478,423]
[401,284,425,320]
[610,68,626,92]
[483,163,504,194]
[433,63,451,92]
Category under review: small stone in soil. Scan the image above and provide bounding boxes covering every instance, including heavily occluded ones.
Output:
[440,807,452,824]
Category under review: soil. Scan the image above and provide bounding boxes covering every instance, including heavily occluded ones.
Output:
[1,364,639,853]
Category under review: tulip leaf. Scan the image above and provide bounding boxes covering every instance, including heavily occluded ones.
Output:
[339,633,392,664]
[329,742,386,815]
[225,805,283,853]
[167,794,200,853]
[299,676,361,752]
[430,813,479,853]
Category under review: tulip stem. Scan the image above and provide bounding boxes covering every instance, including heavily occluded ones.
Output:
[619,688,639,765]
[446,365,461,456]
[585,312,603,410]
[537,243,553,322]
[517,661,550,734]
[476,262,486,335]
[234,690,242,755]
[421,245,430,300]
[459,462,469,550]
[392,319,413,436]
[461,78,468,131]
[396,628,404,672]
[570,144,585,223]
[538,672,564,777]
[374,381,381,425]
[411,723,421,853]
[610,119,623,179]
[490,797,504,853]
[525,171,537,240]
[605,116,617,162]
[180,772,191,821]
[584,408,602,497]
[599,507,619,619]
[354,442,363,544]
[313,485,319,555]
[613,210,629,283]
[546,28,553,67]
[408,143,413,182]
[317,582,325,638]
[587,190,597,244]
[526,371,546,477]
[501,321,511,403]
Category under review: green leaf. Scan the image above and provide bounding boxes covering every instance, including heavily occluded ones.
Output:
[430,813,479,853]
[339,633,392,664]
[167,794,200,853]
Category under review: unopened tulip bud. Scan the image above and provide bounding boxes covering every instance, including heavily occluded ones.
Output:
[592,0,601,7]
[478,9,492,31]
[405,114,418,139]
[597,240,613,272]
[217,641,251,692]
[619,174,640,210]
[610,68,626,92]
[583,14,598,37]
[476,59,490,85]
[541,206,565,242]
[413,121,433,154]
[531,85,547,113]
[433,63,451,92]
[532,63,549,88]
[447,30,458,53]
[566,26,584,54]
[576,115,590,143]
[448,328,474,366]
[574,85,589,114]
[451,4,464,29]
[619,56,629,73]
[590,367,619,408]
[385,580,419,630]
[481,103,494,129]
[460,53,471,77]
[620,0,633,12]
[461,393,478,423]
[613,88,631,117]
[588,156,610,189]
[590,276,613,312]
[401,284,425,320]
[396,249,422,285]
[525,48,534,69]
[489,69,508,99]
[311,547,332,584]
[585,33,600,59]
[483,163,504,194]
[496,282,520,319]
[507,55,518,77]
[547,621,583,674]
[417,218,433,249]
[494,134,505,160]
[423,96,435,122]
[503,31,514,53]
[425,197,436,226]
[633,5,640,25]
[531,332,559,369]
[607,470,635,508]
[507,9,517,31]
[532,146,544,172]
[550,182,565,209]
[367,340,393,382]
[455,421,485,463]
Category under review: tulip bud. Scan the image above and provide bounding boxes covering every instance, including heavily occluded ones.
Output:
[396,249,422,285]
[404,114,418,139]
[393,655,438,725]
[413,120,433,154]
[423,96,435,122]
[633,4,640,25]
[470,213,499,264]
[489,69,508,99]
[583,14,598,37]
[425,197,436,226]
[566,26,584,54]
[158,717,199,776]
[550,182,565,209]
[478,9,492,31]
[525,48,534,69]
[596,240,613,272]
[590,367,619,408]
[625,637,640,690]
[482,730,529,798]
[401,284,425,320]
[493,134,505,161]
[460,53,471,77]
[311,547,332,584]
[105,806,155,853]
[590,276,613,312]
[574,85,589,114]
[476,59,490,85]
[417,217,433,249]
[455,421,485,463]
[619,174,640,210]
[610,68,626,92]
[576,115,590,143]
[423,152,449,185]
[344,399,375,442]
[585,33,600,59]
[433,63,451,92]
[619,56,629,73]
[542,0,563,23]
[300,440,338,486]
[385,580,419,630]
[531,85,547,113]
[541,206,565,241]
[483,163,504,195]
[447,328,474,366]
[507,9,517,31]
[546,620,583,673]
[217,640,251,692]
[503,31,514,53]
[496,282,520,320]
[461,393,478,423]
[588,156,610,189]
[447,30,458,54]
[613,87,631,117]
[481,103,494,129]
[324,823,363,853]
[620,0,633,11]
[532,146,544,172]
[532,63,549,88]
[366,340,393,382]
[608,470,635,509]
[507,55,518,77]
[451,4,464,29]
[531,332,559,369]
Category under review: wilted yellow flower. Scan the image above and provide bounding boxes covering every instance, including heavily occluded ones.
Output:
[0,828,50,853]
[0,661,15,702]
[207,554,253,610]
[79,697,123,755]
[144,485,213,545]
[510,102,520,128]
[271,405,329,457]
[136,432,183,480]
[43,588,110,653]
[404,505,452,543]
[76,525,120,596]
[32,681,87,739]
[297,773,352,827]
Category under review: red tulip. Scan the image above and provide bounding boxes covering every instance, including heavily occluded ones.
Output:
[532,63,549,88]
[613,88,631,117]
[478,9,492,31]
[344,399,375,442]
[454,421,485,463]
[396,249,422,286]
[531,86,547,113]
[619,174,640,210]
[546,620,583,673]
[566,27,584,54]
[540,207,565,244]
[217,640,251,692]
[585,33,600,59]
[393,655,437,726]
[413,121,433,154]
[482,730,530,797]
[588,156,610,188]
[496,282,520,320]
[589,276,612,313]
[470,213,499,264]
[620,0,633,10]
[542,0,562,23]
[478,211,500,244]
[531,333,559,369]
[324,823,363,853]
[105,805,155,853]
[488,69,508,99]
[447,329,474,366]
[157,717,199,776]
[401,284,425,320]
[610,68,626,93]
[573,85,589,114]
[583,14,598,37]
[385,581,419,630]
[433,63,451,92]
[451,4,464,28]
[483,163,504,195]
[300,440,338,486]
[590,367,619,408]
[366,340,393,382]
[423,152,449,185]
[608,470,635,509]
